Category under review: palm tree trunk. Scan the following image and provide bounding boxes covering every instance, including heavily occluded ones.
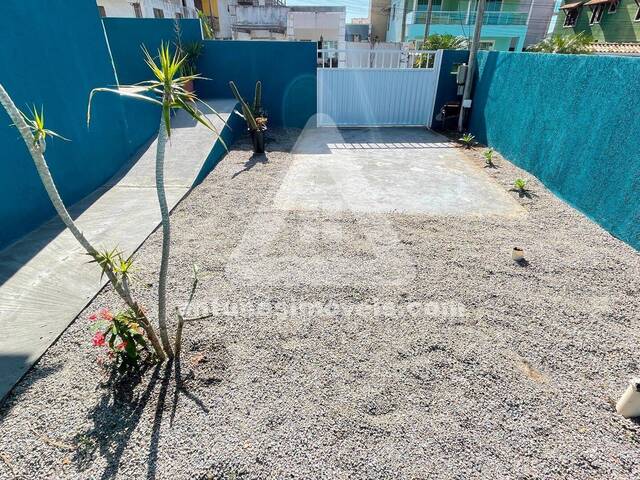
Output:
[0,83,166,361]
[155,115,174,358]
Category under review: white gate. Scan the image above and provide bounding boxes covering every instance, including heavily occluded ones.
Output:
[316,49,443,127]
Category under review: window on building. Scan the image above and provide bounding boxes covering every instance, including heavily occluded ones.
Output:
[153,8,165,18]
[608,0,619,13]
[132,2,143,18]
[589,4,605,23]
[97,5,107,17]
[561,6,581,26]
[479,40,495,50]
[635,0,640,19]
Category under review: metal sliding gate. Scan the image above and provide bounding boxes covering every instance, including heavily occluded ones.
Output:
[316,48,443,127]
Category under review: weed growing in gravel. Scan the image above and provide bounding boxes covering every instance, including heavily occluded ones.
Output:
[459,133,475,149]
[483,148,495,167]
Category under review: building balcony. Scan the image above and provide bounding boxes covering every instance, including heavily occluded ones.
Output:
[406,10,528,26]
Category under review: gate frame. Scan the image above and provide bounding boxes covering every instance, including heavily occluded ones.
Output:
[316,49,444,128]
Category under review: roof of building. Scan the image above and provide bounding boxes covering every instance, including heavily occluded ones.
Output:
[289,6,346,13]
[559,1,583,9]
[588,42,640,55]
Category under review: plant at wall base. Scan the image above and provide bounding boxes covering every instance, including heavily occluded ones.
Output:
[483,148,495,167]
[527,33,593,54]
[420,34,468,51]
[513,178,527,191]
[0,85,168,362]
[510,178,535,198]
[459,133,475,149]
[88,42,224,362]
[229,80,268,154]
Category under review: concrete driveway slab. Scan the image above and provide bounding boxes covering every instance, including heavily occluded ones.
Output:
[275,127,523,216]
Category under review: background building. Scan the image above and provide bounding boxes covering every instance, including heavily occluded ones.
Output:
[345,22,370,42]
[96,0,198,18]
[384,0,554,51]
[370,0,392,42]
[552,0,640,53]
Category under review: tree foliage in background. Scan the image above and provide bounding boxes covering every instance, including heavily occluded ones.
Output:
[420,34,468,50]
[527,33,593,54]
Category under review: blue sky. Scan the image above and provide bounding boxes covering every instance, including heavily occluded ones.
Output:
[286,0,369,22]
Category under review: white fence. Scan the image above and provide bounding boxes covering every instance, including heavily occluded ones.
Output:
[316,49,443,127]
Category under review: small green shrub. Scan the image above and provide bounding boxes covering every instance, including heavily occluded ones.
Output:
[459,133,475,149]
[514,178,527,191]
[483,148,495,167]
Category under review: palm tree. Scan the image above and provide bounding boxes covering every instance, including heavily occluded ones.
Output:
[0,86,166,361]
[89,43,224,359]
[420,34,468,50]
[527,33,593,54]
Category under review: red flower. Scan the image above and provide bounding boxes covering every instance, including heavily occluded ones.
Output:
[88,313,98,322]
[116,341,127,351]
[98,308,113,321]
[92,332,106,347]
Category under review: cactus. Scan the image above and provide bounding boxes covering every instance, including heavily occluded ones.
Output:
[229,81,258,132]
[253,81,262,117]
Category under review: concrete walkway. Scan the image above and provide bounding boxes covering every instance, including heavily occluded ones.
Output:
[0,99,235,400]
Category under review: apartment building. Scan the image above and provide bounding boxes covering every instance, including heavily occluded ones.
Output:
[96,0,198,18]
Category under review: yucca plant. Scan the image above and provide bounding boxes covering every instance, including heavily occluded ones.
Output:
[459,133,475,149]
[88,42,225,360]
[0,86,166,361]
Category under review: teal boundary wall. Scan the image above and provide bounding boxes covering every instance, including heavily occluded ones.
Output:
[102,21,318,128]
[102,18,203,85]
[0,1,159,251]
[431,49,469,126]
[195,40,317,129]
[468,51,640,251]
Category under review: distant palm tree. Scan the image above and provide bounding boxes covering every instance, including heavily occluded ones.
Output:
[420,34,468,50]
[527,33,593,54]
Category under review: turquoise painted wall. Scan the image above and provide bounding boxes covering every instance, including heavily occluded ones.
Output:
[102,18,203,85]
[0,1,159,251]
[195,41,317,129]
[469,51,640,250]
[431,49,469,125]
[103,20,317,128]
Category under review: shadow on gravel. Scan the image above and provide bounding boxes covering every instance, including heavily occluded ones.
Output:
[72,363,163,480]
[72,357,213,480]
[231,153,269,179]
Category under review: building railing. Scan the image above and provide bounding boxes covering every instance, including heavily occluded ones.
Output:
[318,49,438,69]
[407,10,528,25]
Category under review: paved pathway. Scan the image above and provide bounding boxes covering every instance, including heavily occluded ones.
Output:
[0,99,235,399]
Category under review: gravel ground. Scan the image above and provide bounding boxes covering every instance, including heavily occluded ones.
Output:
[0,128,639,479]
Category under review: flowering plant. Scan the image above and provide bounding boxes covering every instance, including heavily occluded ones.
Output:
[88,308,150,370]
